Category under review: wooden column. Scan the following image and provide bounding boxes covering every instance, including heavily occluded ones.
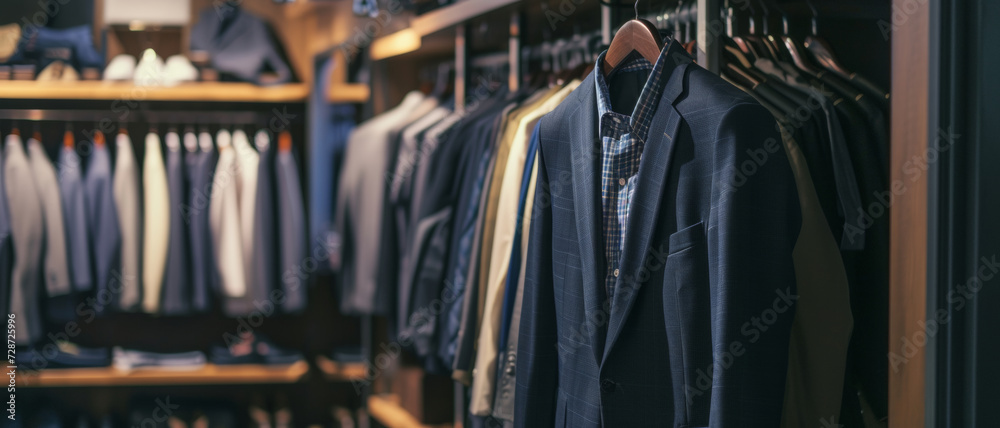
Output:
[889,0,931,426]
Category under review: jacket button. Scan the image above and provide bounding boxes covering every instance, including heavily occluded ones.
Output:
[600,378,616,394]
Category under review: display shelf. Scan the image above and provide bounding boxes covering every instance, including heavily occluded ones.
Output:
[315,355,368,381]
[283,0,339,19]
[368,394,451,428]
[0,81,309,103]
[18,361,310,387]
[409,0,520,36]
[370,0,520,60]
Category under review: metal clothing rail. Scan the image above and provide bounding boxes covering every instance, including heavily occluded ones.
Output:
[0,109,279,126]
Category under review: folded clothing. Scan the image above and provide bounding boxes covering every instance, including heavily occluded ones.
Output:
[113,347,207,371]
[4,25,103,72]
[189,6,292,85]
[210,333,303,365]
[16,342,111,369]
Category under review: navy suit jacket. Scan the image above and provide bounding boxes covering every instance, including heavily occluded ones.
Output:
[515,54,801,427]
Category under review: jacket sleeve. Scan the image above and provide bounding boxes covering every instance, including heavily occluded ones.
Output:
[514,142,558,427]
[708,103,801,427]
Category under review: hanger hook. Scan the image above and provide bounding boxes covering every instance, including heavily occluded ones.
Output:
[804,0,819,35]
[755,0,770,35]
[771,0,790,36]
[634,0,640,20]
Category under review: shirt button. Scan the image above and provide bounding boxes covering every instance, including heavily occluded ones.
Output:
[601,378,617,394]
[613,269,620,277]
[618,178,626,186]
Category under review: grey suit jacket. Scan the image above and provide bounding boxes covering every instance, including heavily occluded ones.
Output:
[5,135,44,345]
[0,144,11,319]
[186,132,217,313]
[57,145,93,292]
[162,132,190,315]
[276,146,307,313]
[252,131,277,312]
[86,141,122,312]
[335,92,425,315]
[27,138,72,298]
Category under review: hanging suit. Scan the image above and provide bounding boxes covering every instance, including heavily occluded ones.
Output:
[209,130,247,312]
[57,143,93,293]
[0,139,11,321]
[26,138,72,301]
[4,134,44,345]
[142,132,170,313]
[515,43,800,427]
[186,131,218,312]
[251,130,277,312]
[225,129,259,316]
[162,132,190,315]
[86,137,122,313]
[113,133,142,311]
[276,141,307,313]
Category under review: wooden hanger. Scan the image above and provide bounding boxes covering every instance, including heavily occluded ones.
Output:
[278,130,292,153]
[63,130,74,148]
[602,1,664,76]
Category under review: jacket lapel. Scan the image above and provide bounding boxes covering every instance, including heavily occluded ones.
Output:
[602,63,690,365]
[568,73,608,365]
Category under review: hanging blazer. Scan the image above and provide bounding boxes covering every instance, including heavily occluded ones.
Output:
[515,52,801,427]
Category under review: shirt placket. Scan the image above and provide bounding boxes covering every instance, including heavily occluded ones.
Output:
[602,115,631,301]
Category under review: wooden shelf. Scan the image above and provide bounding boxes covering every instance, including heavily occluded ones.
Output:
[370,0,520,60]
[315,355,368,381]
[18,361,310,387]
[368,394,451,428]
[0,81,309,103]
[283,0,339,19]
[409,0,520,36]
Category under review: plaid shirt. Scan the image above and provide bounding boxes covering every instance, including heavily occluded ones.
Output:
[595,46,672,300]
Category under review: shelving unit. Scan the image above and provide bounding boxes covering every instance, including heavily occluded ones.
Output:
[18,361,310,388]
[369,0,520,60]
[315,355,368,381]
[0,81,309,103]
[282,0,339,19]
[368,394,452,428]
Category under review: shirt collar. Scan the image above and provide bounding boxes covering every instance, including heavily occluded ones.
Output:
[595,38,689,140]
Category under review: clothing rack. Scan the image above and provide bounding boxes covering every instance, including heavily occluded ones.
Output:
[361,2,722,427]
[0,109,280,126]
